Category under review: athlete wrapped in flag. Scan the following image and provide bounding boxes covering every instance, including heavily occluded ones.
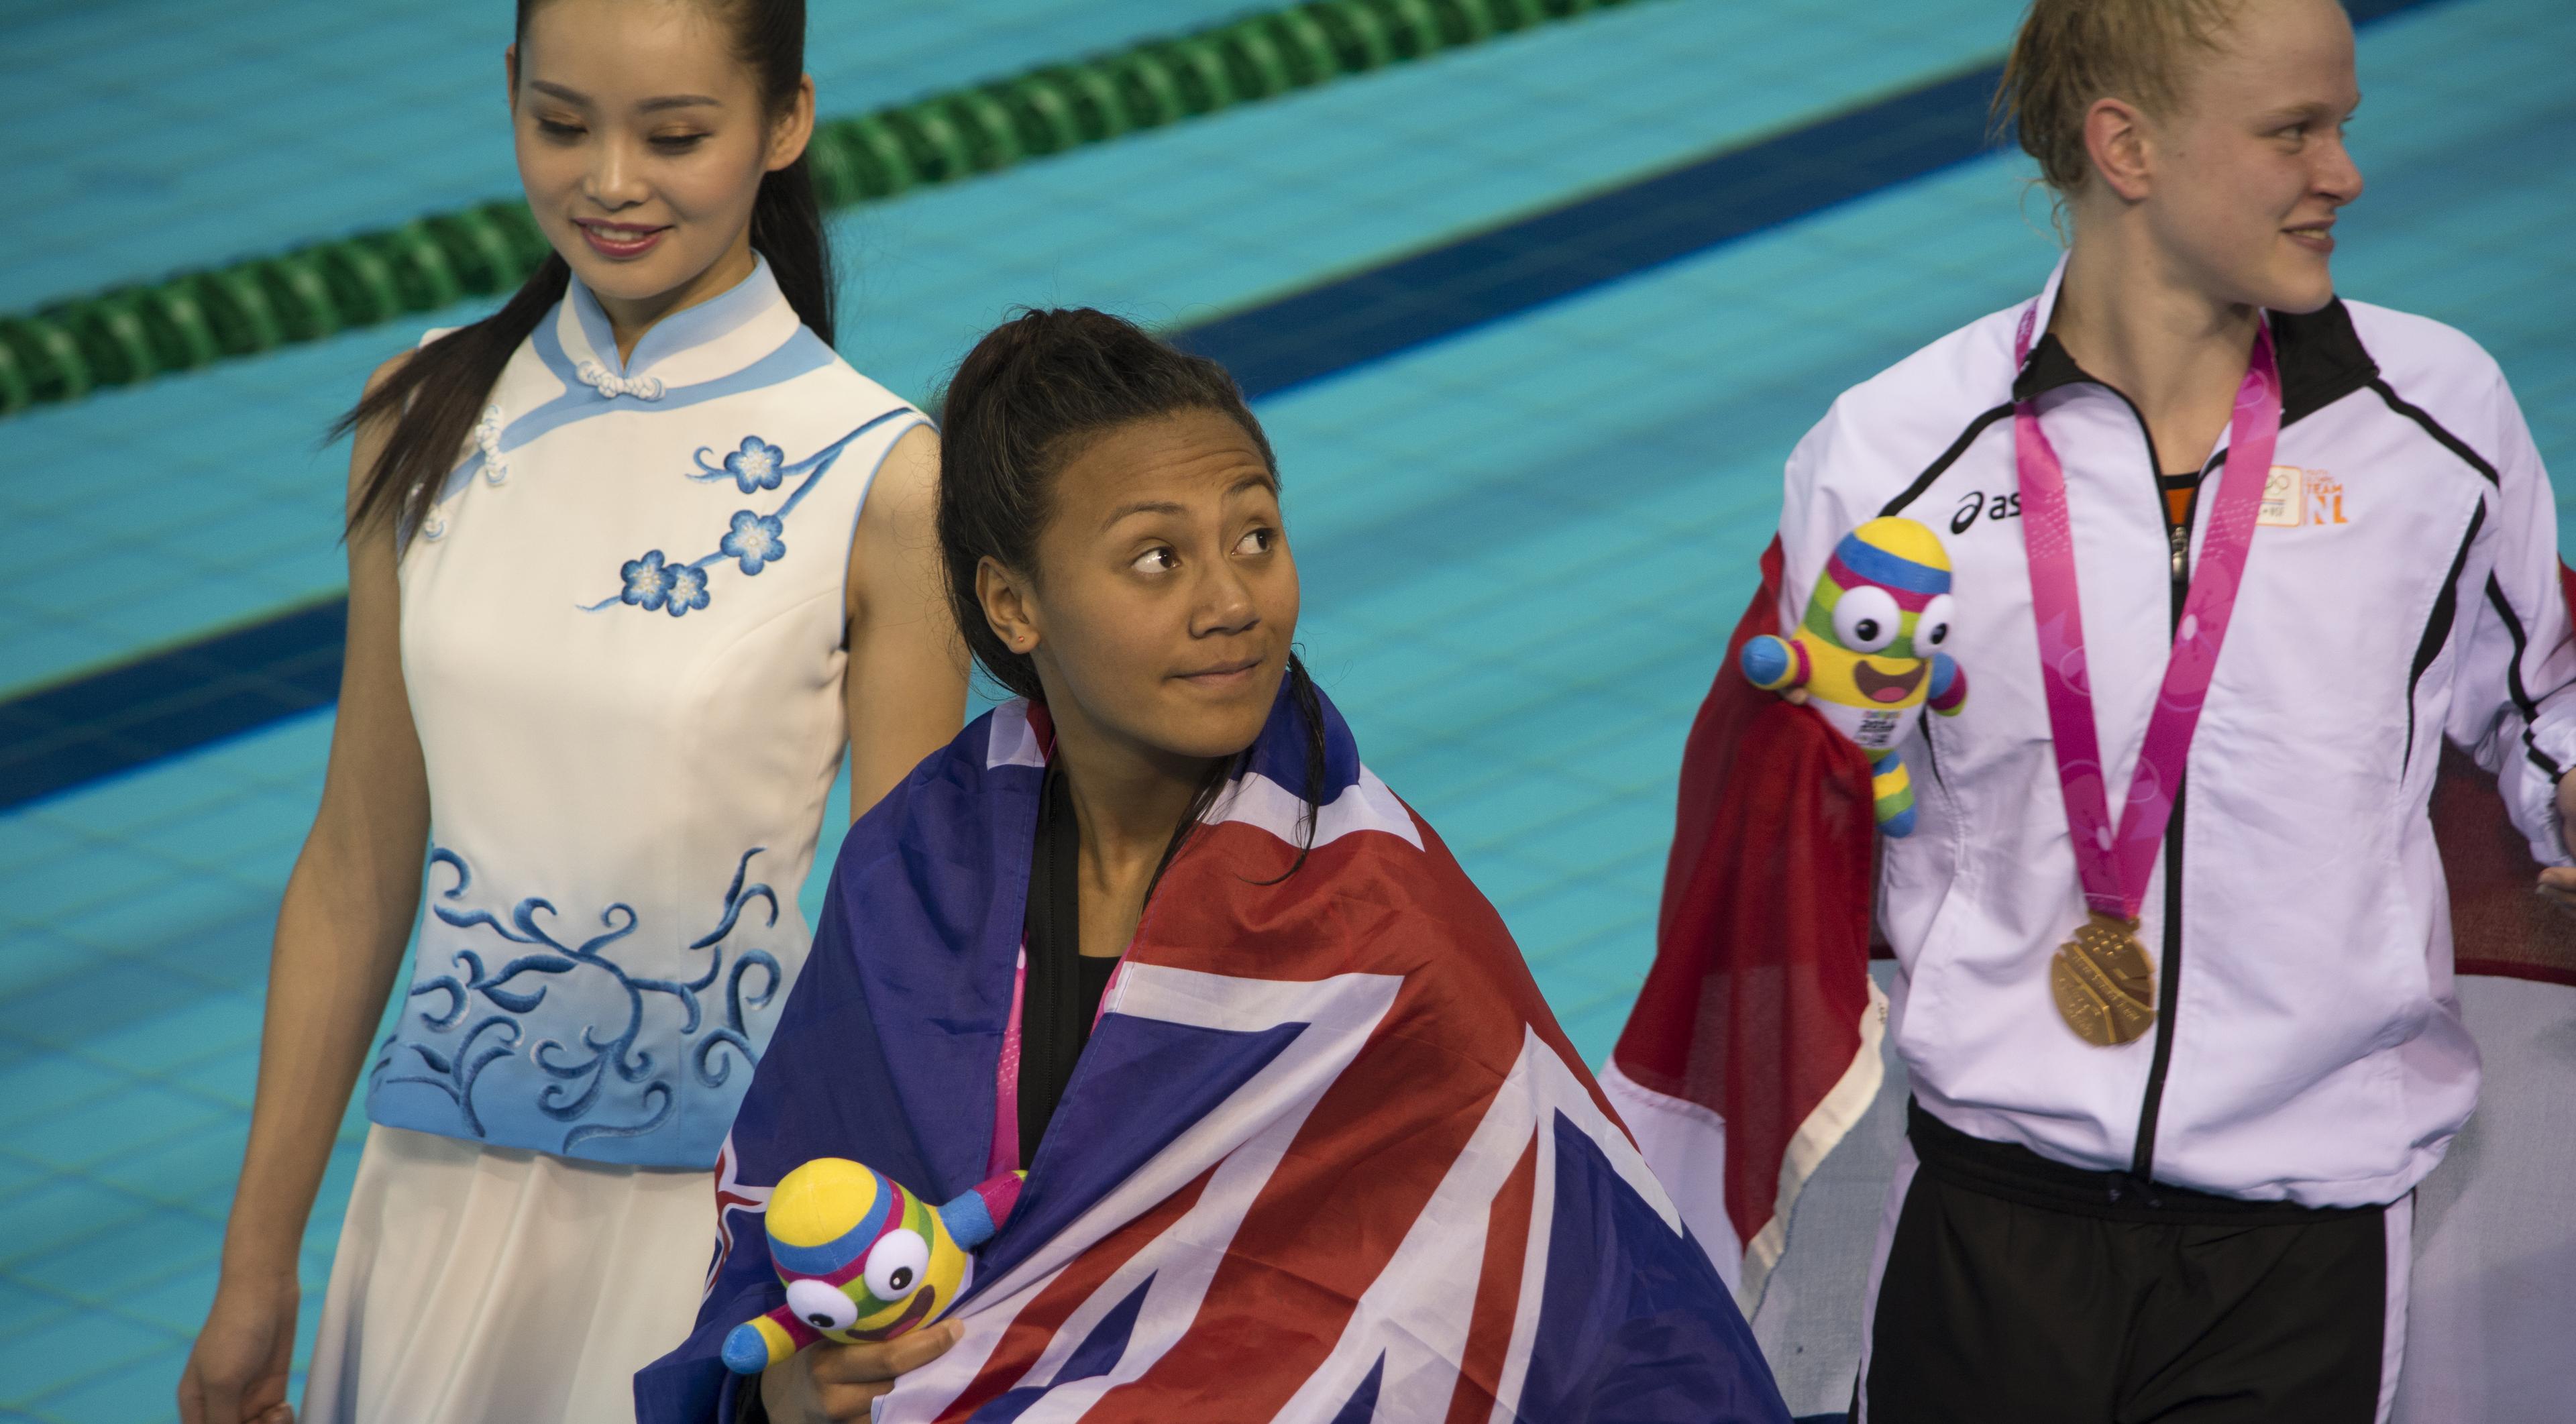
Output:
[636,309,1788,1423]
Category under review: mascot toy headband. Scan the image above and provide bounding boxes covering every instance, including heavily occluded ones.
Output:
[1741,516,1967,836]
[722,1158,1022,1376]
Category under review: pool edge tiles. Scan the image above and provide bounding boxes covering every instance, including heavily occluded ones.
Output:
[0,706,366,1421]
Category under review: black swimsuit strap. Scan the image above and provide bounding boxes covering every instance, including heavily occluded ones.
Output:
[1018,763,1087,1161]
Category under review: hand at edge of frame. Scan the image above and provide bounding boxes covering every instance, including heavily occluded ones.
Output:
[761,1320,963,1423]
[2539,772,2576,914]
[177,1266,299,1424]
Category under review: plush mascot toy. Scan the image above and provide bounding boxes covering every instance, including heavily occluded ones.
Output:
[1739,516,1966,836]
[721,1158,1023,1376]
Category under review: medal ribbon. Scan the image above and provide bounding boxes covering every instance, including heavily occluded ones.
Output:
[2012,303,2281,920]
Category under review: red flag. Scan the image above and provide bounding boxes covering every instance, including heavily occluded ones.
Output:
[1601,539,1881,1298]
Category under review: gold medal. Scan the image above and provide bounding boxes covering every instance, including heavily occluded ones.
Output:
[2049,911,2156,1047]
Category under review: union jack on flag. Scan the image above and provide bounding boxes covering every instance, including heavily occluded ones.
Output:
[704,1139,771,1294]
[638,692,1789,1422]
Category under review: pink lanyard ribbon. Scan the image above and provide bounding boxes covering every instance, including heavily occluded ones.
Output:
[987,943,1126,1176]
[2012,303,2282,921]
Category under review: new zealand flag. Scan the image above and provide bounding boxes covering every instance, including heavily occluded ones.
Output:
[637,687,1788,1422]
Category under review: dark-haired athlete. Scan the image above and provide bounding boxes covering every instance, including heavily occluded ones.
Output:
[640,310,1790,1424]
[1766,1,2575,1420]
[180,3,964,1421]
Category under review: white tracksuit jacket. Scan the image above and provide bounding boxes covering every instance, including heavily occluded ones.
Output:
[1780,262,2576,1207]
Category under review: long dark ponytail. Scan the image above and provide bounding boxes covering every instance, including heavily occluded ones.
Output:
[936,308,1331,885]
[335,0,834,543]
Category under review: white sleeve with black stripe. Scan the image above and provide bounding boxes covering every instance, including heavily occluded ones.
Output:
[2447,366,2576,867]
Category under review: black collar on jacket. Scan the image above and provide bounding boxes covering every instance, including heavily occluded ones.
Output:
[2012,297,2381,427]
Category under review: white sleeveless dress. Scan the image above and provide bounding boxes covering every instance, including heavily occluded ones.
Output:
[303,258,926,1423]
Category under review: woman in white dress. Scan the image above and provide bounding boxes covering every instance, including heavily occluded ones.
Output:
[176,2,965,1421]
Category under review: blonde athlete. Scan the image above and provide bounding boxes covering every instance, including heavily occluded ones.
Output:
[1768,2,2576,1419]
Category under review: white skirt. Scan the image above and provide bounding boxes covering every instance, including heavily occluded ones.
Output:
[303,1124,715,1424]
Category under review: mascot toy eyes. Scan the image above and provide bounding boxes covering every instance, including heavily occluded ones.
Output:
[720,1158,1023,1376]
[1740,516,1968,837]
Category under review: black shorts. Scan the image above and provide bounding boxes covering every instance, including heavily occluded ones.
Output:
[1860,1102,2404,1424]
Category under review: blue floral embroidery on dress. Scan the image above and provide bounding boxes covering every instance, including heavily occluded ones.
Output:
[621,551,676,611]
[665,563,710,618]
[694,435,786,493]
[719,511,787,575]
[373,1016,521,1138]
[578,408,913,617]
[370,845,786,1148]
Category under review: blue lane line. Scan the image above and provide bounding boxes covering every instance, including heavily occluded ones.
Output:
[4,598,349,810]
[1184,61,2004,399]
[0,0,2452,813]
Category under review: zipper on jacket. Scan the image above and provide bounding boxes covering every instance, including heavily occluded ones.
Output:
[2123,420,2215,1187]
[2072,382,2195,1187]
[2131,789,2186,1185]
